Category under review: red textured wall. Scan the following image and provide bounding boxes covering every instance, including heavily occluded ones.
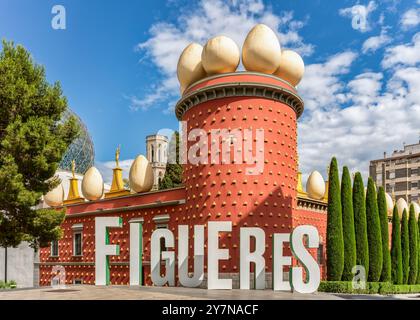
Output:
[181,97,298,273]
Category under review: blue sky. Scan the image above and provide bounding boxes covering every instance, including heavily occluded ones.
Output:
[1,0,419,183]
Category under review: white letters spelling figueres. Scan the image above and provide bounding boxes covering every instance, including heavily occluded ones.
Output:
[94,217,321,293]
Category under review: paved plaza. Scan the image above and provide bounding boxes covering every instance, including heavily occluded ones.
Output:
[0,285,419,300]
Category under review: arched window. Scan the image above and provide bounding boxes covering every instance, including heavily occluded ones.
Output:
[151,145,155,162]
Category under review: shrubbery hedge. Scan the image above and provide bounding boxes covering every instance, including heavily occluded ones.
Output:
[0,280,17,289]
[318,281,420,294]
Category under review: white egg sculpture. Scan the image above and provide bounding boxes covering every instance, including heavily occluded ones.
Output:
[201,35,240,75]
[44,183,64,207]
[411,202,420,219]
[129,155,154,193]
[385,193,394,216]
[274,49,305,86]
[177,43,207,90]
[242,24,282,74]
[396,198,409,218]
[82,167,104,201]
[306,171,326,200]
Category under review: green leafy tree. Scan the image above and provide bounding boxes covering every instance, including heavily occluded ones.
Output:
[408,204,418,284]
[23,209,66,249]
[326,157,344,281]
[377,186,391,282]
[391,205,403,284]
[341,166,356,281]
[159,131,183,190]
[365,177,383,282]
[353,172,369,276]
[401,209,410,284]
[0,41,79,249]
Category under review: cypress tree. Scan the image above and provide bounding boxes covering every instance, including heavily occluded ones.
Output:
[401,209,410,284]
[418,216,420,284]
[341,166,356,281]
[326,157,344,281]
[353,172,369,276]
[377,186,391,282]
[365,177,383,282]
[391,205,403,284]
[408,204,418,284]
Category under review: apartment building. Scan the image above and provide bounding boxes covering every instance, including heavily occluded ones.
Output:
[370,141,420,203]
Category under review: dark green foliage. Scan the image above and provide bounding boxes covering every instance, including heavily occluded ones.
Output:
[365,178,383,282]
[391,206,403,284]
[353,172,369,276]
[326,157,344,281]
[408,204,418,284]
[341,166,356,281]
[318,281,420,294]
[418,216,420,284]
[377,186,391,282]
[0,41,78,249]
[159,131,183,190]
[401,209,410,284]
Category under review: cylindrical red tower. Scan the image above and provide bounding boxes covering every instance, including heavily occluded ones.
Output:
[175,72,304,279]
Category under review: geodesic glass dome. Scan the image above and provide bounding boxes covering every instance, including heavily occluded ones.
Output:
[59,110,95,175]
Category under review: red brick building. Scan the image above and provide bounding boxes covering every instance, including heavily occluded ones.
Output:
[39,72,328,287]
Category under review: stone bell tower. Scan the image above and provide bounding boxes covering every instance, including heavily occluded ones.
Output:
[146,134,169,190]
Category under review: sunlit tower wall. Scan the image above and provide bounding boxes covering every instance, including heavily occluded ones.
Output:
[175,72,304,285]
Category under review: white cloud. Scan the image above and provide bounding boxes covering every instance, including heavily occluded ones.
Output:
[133,0,313,112]
[96,159,134,185]
[339,1,377,33]
[346,72,383,105]
[382,32,420,68]
[298,34,420,185]
[401,8,420,29]
[362,29,391,53]
[298,51,358,112]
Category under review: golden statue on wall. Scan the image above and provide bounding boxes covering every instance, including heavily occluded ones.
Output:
[115,145,121,168]
[71,159,76,178]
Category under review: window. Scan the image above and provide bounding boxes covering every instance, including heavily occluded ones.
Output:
[51,240,59,257]
[73,232,83,256]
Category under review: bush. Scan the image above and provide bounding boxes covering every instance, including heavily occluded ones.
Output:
[326,157,344,281]
[318,281,420,294]
[365,177,383,282]
[401,209,410,284]
[408,204,418,284]
[341,166,356,281]
[377,186,391,282]
[0,280,17,289]
[418,216,420,284]
[353,173,369,275]
[391,206,403,284]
